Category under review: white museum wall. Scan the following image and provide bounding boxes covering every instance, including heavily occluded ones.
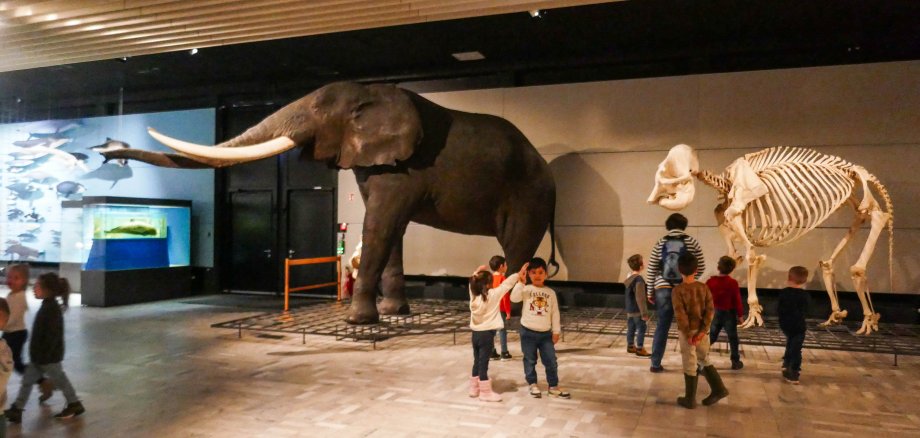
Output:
[338,61,920,294]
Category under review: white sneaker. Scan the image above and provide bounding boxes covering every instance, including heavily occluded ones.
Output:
[529,384,542,398]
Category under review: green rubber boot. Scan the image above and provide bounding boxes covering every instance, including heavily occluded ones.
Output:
[701,365,729,406]
[676,374,698,409]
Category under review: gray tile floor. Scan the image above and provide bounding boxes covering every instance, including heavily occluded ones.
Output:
[3,291,919,437]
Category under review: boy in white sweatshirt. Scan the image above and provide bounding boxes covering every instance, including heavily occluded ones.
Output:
[467,264,526,402]
[510,258,570,399]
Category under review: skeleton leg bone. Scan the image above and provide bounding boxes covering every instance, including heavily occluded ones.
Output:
[851,209,888,335]
[722,214,765,329]
[819,203,863,327]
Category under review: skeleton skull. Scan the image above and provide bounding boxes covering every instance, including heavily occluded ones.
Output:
[647,144,698,210]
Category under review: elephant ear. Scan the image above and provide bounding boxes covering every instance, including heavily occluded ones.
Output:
[321,84,422,169]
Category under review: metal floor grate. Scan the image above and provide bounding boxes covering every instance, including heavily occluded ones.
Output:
[212,300,920,362]
[562,307,920,365]
[211,299,472,349]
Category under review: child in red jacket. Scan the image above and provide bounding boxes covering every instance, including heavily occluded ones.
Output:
[707,256,744,370]
[488,256,513,361]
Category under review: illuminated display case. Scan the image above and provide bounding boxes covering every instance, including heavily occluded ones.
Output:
[61,196,192,307]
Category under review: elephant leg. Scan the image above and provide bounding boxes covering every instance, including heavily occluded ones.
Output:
[378,238,410,315]
[496,203,550,274]
[347,181,418,325]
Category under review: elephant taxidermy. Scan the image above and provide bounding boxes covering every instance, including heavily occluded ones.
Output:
[101,82,557,324]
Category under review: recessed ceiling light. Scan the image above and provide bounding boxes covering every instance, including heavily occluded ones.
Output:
[529,9,545,18]
[189,48,198,55]
[45,13,57,21]
[452,51,485,61]
[65,19,81,26]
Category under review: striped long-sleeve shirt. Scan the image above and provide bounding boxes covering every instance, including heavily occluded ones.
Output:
[646,229,706,293]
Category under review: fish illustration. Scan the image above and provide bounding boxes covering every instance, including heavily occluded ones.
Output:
[12,138,70,149]
[6,182,43,201]
[104,223,158,236]
[21,120,83,138]
[16,233,37,243]
[81,162,132,188]
[4,244,42,260]
[90,138,130,167]
[23,211,44,223]
[56,181,86,199]
[7,209,24,220]
[22,171,58,185]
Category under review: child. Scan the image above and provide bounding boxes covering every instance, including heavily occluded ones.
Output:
[468,265,524,402]
[707,256,744,370]
[672,253,728,409]
[624,255,650,357]
[4,265,29,376]
[778,266,810,385]
[488,255,513,361]
[510,258,570,399]
[5,273,85,422]
[0,298,15,436]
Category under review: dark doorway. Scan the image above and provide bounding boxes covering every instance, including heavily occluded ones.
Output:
[285,189,337,295]
[219,103,338,296]
[228,190,275,292]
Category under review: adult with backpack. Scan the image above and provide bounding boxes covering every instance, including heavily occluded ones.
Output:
[645,213,706,373]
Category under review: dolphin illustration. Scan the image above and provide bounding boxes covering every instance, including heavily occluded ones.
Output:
[90,138,131,167]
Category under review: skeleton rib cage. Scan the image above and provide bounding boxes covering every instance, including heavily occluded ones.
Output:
[704,147,892,247]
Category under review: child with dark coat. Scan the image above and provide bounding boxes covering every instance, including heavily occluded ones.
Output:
[624,254,650,357]
[778,266,810,384]
[707,256,744,370]
[5,273,85,422]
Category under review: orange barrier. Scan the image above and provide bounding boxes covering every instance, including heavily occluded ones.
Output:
[284,255,342,312]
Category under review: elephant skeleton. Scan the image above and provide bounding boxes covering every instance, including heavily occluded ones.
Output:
[648,145,893,335]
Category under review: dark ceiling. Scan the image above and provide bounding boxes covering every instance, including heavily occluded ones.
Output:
[1,0,918,120]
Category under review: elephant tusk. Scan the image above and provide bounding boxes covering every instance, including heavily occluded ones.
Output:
[148,128,296,162]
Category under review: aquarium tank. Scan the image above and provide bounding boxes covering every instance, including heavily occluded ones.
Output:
[74,198,191,271]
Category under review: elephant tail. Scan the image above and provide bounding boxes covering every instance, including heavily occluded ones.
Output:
[547,216,559,278]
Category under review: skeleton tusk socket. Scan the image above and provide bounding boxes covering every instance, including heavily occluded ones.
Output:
[148,127,296,162]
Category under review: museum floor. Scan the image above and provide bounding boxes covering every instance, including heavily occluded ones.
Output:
[2,291,918,438]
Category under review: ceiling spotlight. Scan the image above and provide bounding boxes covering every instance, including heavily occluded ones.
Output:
[451,51,485,61]
[116,56,128,63]
[189,48,198,55]
[529,9,544,18]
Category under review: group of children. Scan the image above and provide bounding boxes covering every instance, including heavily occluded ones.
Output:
[467,213,811,407]
[468,256,569,402]
[642,213,810,408]
[0,264,85,430]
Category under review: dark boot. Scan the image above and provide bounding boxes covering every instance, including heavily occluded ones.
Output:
[676,374,697,409]
[701,365,729,406]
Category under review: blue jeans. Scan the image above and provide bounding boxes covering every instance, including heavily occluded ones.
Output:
[496,311,510,354]
[472,330,496,381]
[519,326,559,387]
[710,309,740,362]
[626,316,647,348]
[14,362,80,408]
[650,288,674,368]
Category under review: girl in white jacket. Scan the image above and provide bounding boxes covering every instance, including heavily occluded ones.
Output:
[467,264,526,402]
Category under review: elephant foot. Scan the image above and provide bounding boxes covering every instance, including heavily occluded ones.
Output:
[346,301,380,325]
[377,297,410,316]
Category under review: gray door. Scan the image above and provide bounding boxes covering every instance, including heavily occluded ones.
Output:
[228,190,275,292]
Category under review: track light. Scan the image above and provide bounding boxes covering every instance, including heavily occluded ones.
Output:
[189,48,198,55]
[529,9,544,18]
